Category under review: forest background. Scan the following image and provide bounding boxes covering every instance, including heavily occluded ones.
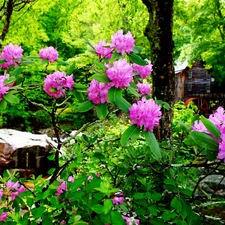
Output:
[1,0,225,224]
[1,0,225,132]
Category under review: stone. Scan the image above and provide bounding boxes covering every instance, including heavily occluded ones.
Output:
[0,129,57,177]
[200,175,225,196]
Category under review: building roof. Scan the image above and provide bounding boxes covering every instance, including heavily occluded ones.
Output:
[174,60,188,73]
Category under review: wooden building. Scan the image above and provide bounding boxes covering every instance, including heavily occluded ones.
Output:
[175,60,211,101]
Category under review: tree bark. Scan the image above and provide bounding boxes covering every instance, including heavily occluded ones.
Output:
[142,0,175,141]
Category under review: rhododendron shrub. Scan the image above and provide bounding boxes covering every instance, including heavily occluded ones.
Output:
[191,106,225,161]
[0,29,213,224]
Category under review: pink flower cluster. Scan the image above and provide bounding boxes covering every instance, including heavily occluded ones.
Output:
[0,43,23,69]
[0,212,8,222]
[112,190,124,205]
[192,106,225,160]
[39,46,58,63]
[122,216,140,225]
[0,180,26,201]
[94,30,135,58]
[133,59,153,79]
[56,176,74,196]
[110,30,135,55]
[94,41,113,59]
[88,79,111,104]
[105,58,133,89]
[44,71,74,98]
[129,97,162,132]
[137,83,151,95]
[0,74,13,101]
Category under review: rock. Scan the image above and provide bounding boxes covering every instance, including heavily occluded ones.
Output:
[0,129,57,177]
[200,175,225,196]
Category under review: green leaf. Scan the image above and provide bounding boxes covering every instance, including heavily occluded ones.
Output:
[91,204,104,214]
[94,61,107,70]
[109,51,122,65]
[57,60,70,66]
[114,96,131,113]
[201,116,221,139]
[66,61,76,75]
[73,222,88,225]
[20,59,33,65]
[84,37,95,49]
[132,46,143,54]
[4,76,16,85]
[108,87,122,104]
[133,192,146,199]
[3,93,20,104]
[77,100,94,112]
[70,190,85,201]
[128,53,148,65]
[163,102,170,110]
[0,59,6,63]
[144,131,162,160]
[96,103,108,120]
[15,75,24,85]
[127,86,140,97]
[189,131,218,151]
[178,121,191,132]
[31,207,46,219]
[74,83,87,89]
[91,73,110,83]
[26,56,40,60]
[111,211,125,225]
[162,211,177,221]
[11,67,22,78]
[120,125,140,146]
[72,89,85,102]
[103,199,113,214]
[171,197,182,212]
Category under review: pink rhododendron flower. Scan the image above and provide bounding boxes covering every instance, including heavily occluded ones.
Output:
[129,97,162,132]
[0,74,13,101]
[94,41,113,59]
[6,180,20,190]
[6,180,26,200]
[137,83,151,95]
[209,106,225,133]
[44,71,74,98]
[88,175,93,181]
[218,133,225,160]
[110,30,135,55]
[133,59,153,79]
[105,58,134,88]
[192,120,209,134]
[39,46,58,63]
[56,181,67,196]
[122,216,140,225]
[61,220,66,224]
[11,191,19,200]
[112,196,124,205]
[0,212,8,222]
[112,189,124,204]
[88,79,111,104]
[0,43,23,69]
[68,176,74,183]
[0,189,3,201]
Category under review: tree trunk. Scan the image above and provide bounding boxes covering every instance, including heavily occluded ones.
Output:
[142,0,175,141]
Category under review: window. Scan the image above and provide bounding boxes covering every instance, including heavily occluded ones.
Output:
[203,71,207,80]
[188,70,192,78]
[188,83,192,91]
